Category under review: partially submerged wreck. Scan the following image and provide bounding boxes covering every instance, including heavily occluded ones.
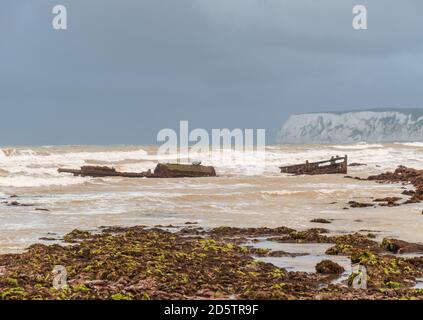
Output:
[279,155,348,175]
[58,163,216,178]
[153,163,216,178]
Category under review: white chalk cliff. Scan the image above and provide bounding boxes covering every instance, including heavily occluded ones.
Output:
[277,109,423,144]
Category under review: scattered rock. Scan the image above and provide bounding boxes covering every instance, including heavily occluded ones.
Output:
[344,166,423,211]
[310,218,332,224]
[373,197,401,203]
[373,197,402,207]
[402,190,415,196]
[344,175,365,180]
[367,166,423,205]
[349,163,367,167]
[7,201,34,207]
[379,202,400,207]
[348,201,374,208]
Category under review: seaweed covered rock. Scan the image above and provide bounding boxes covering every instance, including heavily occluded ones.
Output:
[381,238,423,254]
[350,250,423,289]
[0,225,422,300]
[63,229,94,243]
[210,226,294,238]
[325,233,380,256]
[315,260,345,275]
[0,227,312,300]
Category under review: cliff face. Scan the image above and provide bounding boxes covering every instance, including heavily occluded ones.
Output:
[277,109,423,144]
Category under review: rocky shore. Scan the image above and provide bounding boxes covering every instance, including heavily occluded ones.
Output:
[0,165,422,300]
[0,224,422,300]
[346,166,423,209]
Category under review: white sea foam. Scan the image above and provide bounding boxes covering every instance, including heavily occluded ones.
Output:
[395,142,423,147]
[261,190,302,196]
[0,175,89,188]
[0,144,422,188]
[332,143,384,150]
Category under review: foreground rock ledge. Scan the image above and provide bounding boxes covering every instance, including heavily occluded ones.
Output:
[0,226,422,300]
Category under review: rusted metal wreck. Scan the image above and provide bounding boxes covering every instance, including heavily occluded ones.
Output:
[279,155,348,175]
[58,163,217,178]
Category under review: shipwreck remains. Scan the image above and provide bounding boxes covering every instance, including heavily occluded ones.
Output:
[58,166,152,178]
[58,163,216,179]
[279,155,348,175]
[153,163,216,178]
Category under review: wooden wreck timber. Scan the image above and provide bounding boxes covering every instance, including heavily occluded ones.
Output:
[279,155,348,175]
[58,166,152,178]
[58,163,216,178]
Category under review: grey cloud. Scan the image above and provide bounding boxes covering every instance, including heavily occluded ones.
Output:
[0,0,422,145]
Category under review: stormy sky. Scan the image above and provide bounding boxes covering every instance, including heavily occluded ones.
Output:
[1,0,422,145]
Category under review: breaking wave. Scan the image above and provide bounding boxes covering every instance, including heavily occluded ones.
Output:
[0,143,423,188]
[395,142,423,148]
[332,143,384,150]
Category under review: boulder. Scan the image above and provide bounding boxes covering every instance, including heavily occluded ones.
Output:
[382,238,423,254]
[315,260,345,275]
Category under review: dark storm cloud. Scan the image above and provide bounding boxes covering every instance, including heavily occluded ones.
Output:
[0,0,422,145]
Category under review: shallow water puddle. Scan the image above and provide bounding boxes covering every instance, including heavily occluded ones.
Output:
[415,279,423,289]
[251,240,352,274]
[252,240,332,255]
